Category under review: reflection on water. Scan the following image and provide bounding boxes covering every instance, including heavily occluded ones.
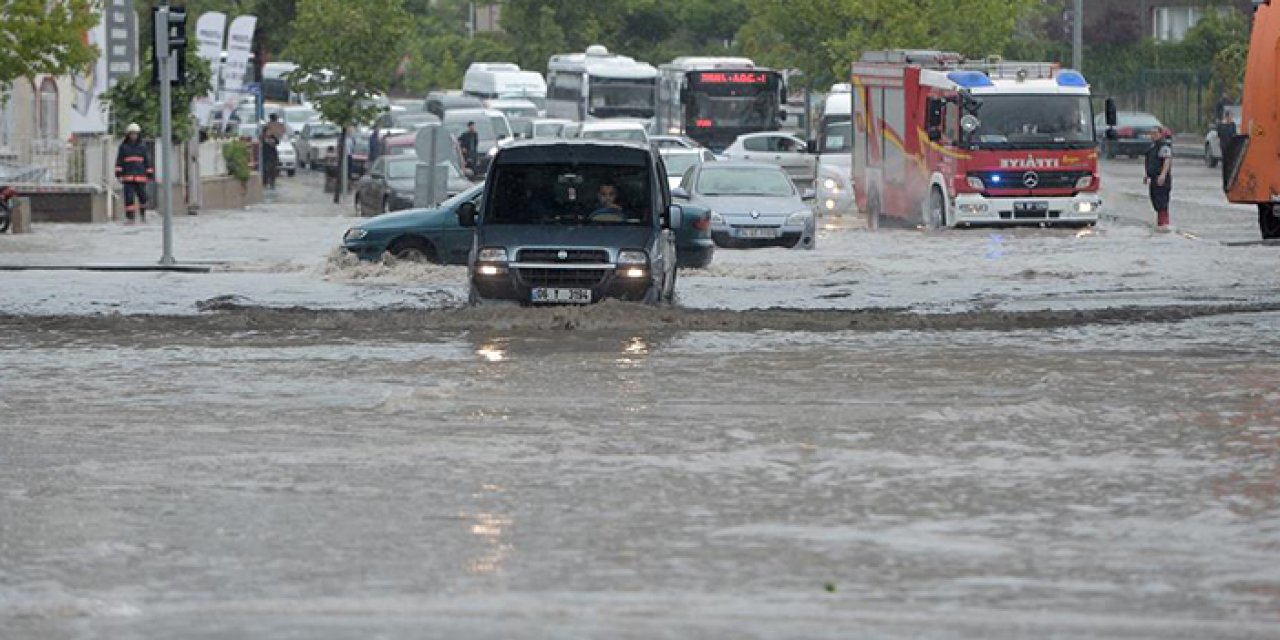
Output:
[466,512,513,575]
[476,340,509,363]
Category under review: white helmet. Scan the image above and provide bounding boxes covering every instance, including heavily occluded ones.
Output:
[125,123,141,134]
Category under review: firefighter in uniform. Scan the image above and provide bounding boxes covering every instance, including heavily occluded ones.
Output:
[1142,127,1174,230]
[115,123,154,222]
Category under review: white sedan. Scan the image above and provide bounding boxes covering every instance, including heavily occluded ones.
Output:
[276,141,297,177]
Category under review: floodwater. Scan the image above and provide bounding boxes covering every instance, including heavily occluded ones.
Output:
[2,309,1279,638]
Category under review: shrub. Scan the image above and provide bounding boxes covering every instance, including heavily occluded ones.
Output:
[223,140,251,183]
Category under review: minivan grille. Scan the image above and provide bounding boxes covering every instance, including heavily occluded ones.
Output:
[515,267,608,289]
[517,249,610,264]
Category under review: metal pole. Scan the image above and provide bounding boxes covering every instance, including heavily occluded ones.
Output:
[1072,0,1084,71]
[157,2,176,265]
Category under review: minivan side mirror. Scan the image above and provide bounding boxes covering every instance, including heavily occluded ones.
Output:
[457,201,477,227]
[666,204,684,229]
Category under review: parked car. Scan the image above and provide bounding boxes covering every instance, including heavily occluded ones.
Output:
[425,92,484,119]
[658,147,717,190]
[487,98,539,121]
[343,183,483,264]
[673,161,816,250]
[650,134,700,150]
[515,118,572,139]
[374,111,440,135]
[461,140,680,305]
[293,122,341,170]
[1205,104,1243,168]
[443,109,501,176]
[353,155,472,216]
[1095,111,1169,159]
[574,121,651,145]
[720,132,816,190]
[276,141,298,177]
[281,105,319,139]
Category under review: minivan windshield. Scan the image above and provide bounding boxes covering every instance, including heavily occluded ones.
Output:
[487,163,652,225]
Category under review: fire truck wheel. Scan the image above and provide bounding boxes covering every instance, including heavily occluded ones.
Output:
[1260,204,1280,240]
[925,188,946,230]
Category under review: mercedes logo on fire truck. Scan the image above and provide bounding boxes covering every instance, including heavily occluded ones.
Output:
[1022,171,1040,189]
[557,250,569,261]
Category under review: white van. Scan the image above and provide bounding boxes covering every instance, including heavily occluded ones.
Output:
[813,91,854,216]
[462,63,548,115]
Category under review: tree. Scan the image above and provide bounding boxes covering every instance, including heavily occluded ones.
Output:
[738,0,1039,89]
[286,0,411,202]
[0,0,100,92]
[102,46,213,141]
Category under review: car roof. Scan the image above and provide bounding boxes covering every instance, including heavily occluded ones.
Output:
[580,121,647,131]
[697,160,783,171]
[658,147,703,156]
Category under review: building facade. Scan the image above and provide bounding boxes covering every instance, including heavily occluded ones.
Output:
[1084,0,1253,42]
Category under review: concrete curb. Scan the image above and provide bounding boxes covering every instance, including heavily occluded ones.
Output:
[0,263,214,273]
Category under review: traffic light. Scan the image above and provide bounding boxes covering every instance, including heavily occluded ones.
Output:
[150,6,188,86]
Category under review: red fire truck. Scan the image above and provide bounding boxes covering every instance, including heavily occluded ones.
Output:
[850,50,1103,229]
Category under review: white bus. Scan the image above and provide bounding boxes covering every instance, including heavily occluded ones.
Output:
[654,56,785,152]
[462,63,548,114]
[546,45,658,123]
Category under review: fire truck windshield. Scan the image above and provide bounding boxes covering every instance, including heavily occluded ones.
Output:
[970,95,1095,149]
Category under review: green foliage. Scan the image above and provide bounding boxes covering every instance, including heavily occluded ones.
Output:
[102,47,213,141]
[740,0,1038,89]
[222,139,251,182]
[0,0,100,90]
[285,0,412,128]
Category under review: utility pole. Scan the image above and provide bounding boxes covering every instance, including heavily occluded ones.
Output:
[1072,0,1084,71]
[156,1,176,265]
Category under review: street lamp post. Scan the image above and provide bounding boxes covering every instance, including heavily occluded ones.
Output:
[1073,0,1084,71]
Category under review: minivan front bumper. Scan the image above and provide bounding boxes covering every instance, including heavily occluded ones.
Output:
[471,262,654,304]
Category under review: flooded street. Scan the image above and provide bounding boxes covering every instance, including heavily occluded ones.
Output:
[3,311,1279,638]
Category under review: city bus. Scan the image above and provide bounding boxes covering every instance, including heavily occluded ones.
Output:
[546,45,658,123]
[654,57,785,151]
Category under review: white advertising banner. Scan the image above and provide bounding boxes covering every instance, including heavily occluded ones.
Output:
[218,15,257,125]
[68,13,109,133]
[192,11,227,126]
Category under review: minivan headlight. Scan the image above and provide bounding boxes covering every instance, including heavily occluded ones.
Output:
[477,247,508,263]
[617,250,648,265]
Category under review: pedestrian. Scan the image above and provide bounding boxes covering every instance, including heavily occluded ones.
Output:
[1143,127,1174,230]
[263,113,287,142]
[459,121,479,173]
[114,122,153,223]
[262,134,280,190]
[368,125,381,166]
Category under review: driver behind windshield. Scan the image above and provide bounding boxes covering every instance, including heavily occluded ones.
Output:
[591,184,624,221]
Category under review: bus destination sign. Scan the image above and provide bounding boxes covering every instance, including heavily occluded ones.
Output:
[696,71,770,85]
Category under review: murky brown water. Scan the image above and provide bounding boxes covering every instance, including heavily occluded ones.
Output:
[2,311,1279,638]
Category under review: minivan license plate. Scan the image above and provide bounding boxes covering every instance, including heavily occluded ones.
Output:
[531,288,592,304]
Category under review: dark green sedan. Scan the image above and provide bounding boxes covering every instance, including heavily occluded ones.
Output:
[342,184,483,264]
[342,183,714,268]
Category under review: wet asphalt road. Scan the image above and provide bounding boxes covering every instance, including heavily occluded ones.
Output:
[2,311,1279,638]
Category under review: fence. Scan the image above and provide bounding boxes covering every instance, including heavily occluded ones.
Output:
[1092,68,1214,136]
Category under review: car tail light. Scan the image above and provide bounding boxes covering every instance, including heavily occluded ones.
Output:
[1116,127,1134,137]
[695,119,713,128]
[692,213,711,231]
